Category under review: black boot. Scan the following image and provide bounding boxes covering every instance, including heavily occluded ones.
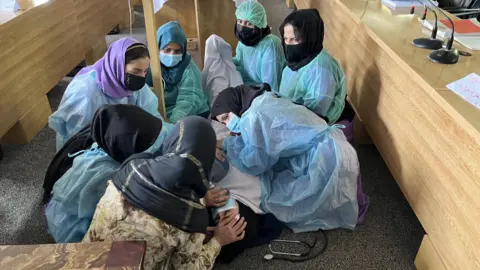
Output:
[0,145,3,161]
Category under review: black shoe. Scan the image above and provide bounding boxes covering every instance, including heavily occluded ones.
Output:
[0,146,3,161]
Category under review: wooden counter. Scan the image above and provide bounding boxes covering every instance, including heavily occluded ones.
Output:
[295,0,480,268]
[0,241,146,270]
[0,0,130,143]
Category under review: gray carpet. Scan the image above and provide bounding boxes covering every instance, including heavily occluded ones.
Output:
[0,0,425,269]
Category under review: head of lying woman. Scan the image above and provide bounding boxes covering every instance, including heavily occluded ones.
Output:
[210,84,270,133]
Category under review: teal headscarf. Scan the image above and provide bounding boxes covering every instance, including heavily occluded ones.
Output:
[235,0,268,29]
[147,21,192,88]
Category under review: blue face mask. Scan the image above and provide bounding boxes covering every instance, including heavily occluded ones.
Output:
[160,52,183,67]
[226,114,241,133]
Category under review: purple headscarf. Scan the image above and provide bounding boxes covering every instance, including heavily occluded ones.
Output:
[77,38,144,99]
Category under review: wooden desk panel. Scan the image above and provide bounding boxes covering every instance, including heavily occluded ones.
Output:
[295,0,480,268]
[0,241,146,270]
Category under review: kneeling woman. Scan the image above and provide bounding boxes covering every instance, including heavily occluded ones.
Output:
[49,38,164,151]
[211,86,369,232]
[147,22,209,123]
[84,116,246,270]
[45,105,164,243]
[278,9,346,124]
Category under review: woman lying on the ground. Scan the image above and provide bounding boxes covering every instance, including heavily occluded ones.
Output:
[231,0,285,91]
[44,104,164,243]
[49,38,168,151]
[202,35,243,107]
[210,85,369,232]
[146,21,209,122]
[83,116,247,270]
[277,9,346,124]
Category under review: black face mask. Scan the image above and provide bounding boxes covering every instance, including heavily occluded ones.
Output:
[284,43,311,64]
[234,24,264,47]
[125,73,146,91]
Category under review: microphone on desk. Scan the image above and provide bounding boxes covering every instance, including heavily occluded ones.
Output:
[412,5,444,49]
[415,0,459,64]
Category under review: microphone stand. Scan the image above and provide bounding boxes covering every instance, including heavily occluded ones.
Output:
[412,5,444,49]
[424,0,459,64]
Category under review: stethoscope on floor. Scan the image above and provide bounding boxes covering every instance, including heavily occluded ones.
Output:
[263,230,328,262]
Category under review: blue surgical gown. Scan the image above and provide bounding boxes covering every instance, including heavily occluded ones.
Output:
[233,34,286,92]
[45,143,118,243]
[223,93,359,232]
[49,70,167,152]
[277,50,346,124]
[163,61,210,123]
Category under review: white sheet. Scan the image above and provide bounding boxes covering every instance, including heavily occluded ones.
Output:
[211,121,263,214]
[202,35,243,107]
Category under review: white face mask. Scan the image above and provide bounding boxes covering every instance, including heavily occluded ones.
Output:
[159,52,183,67]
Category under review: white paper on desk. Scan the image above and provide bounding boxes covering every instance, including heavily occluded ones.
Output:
[153,0,168,13]
[0,0,20,12]
[447,73,480,109]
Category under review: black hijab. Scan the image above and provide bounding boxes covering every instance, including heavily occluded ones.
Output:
[90,104,163,163]
[42,104,162,203]
[279,9,324,71]
[112,116,217,233]
[210,83,271,120]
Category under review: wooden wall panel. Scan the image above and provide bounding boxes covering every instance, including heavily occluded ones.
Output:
[0,0,82,139]
[0,0,132,140]
[155,0,198,38]
[195,0,238,68]
[295,0,480,268]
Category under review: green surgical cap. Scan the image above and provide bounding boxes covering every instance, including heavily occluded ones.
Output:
[235,0,268,29]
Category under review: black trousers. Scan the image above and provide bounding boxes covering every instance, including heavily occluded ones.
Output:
[210,201,283,263]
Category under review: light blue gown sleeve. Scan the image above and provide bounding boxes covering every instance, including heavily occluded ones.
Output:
[169,62,209,123]
[278,51,345,124]
[134,85,174,154]
[45,145,119,243]
[259,37,285,92]
[232,43,241,67]
[135,85,162,119]
[223,93,326,175]
[304,67,337,118]
[48,74,102,151]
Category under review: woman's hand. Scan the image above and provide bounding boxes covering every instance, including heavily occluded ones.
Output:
[215,149,226,162]
[204,187,229,207]
[212,212,247,247]
[216,139,224,149]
